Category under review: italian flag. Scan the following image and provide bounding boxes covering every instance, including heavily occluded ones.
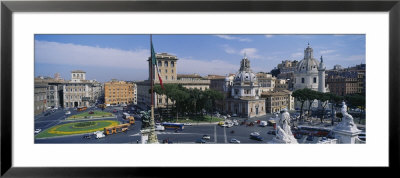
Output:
[151,40,164,90]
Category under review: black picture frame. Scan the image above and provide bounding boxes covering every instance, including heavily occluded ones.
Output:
[1,0,399,177]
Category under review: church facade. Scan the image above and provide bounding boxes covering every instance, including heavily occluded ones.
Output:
[224,56,266,118]
[293,44,328,109]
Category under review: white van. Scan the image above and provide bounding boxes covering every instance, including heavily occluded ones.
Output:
[155,125,165,131]
[95,131,105,139]
[260,121,268,127]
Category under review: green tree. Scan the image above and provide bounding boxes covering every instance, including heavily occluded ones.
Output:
[345,93,366,124]
[292,88,308,121]
[328,93,343,125]
[317,92,331,123]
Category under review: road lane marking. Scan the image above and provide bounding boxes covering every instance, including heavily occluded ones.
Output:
[214,125,217,143]
[223,127,227,143]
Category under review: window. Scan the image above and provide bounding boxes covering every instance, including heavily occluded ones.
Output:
[172,69,174,73]
[158,61,162,67]
[165,76,168,80]
[313,77,317,83]
[164,61,168,67]
[302,78,305,83]
[171,61,174,67]
[165,69,168,73]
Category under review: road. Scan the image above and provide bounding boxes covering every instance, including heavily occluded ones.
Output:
[35,108,328,144]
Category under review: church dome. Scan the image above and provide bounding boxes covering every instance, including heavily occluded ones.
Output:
[233,56,258,85]
[296,44,320,72]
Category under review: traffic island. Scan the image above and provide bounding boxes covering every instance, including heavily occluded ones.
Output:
[66,111,115,121]
[35,120,120,139]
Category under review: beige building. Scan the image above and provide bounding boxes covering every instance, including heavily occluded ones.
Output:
[261,90,294,113]
[34,84,48,115]
[63,70,102,108]
[104,80,136,105]
[256,72,276,93]
[275,79,289,91]
[137,53,210,110]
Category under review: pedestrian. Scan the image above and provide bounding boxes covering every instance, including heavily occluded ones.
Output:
[136,140,139,144]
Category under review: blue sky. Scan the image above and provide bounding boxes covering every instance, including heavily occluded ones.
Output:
[35,34,365,82]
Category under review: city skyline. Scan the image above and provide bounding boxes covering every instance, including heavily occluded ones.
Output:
[35,34,365,82]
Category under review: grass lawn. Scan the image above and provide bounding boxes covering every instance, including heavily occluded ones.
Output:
[35,120,120,138]
[66,111,114,120]
[161,115,224,123]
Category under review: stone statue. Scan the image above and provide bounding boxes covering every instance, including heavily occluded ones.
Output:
[140,110,151,129]
[334,101,360,132]
[269,108,298,144]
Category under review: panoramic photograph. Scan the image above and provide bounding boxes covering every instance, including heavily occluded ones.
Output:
[34,34,366,144]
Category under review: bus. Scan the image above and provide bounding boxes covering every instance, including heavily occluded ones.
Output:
[97,104,106,109]
[162,122,184,131]
[122,112,130,119]
[77,107,87,112]
[128,116,135,124]
[294,126,331,137]
[104,123,131,135]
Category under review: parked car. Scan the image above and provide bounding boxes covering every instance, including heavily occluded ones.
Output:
[229,138,241,143]
[65,111,71,115]
[250,135,263,141]
[195,139,206,144]
[83,134,91,139]
[34,129,41,134]
[250,132,260,137]
[306,135,314,141]
[89,111,94,114]
[232,114,238,117]
[267,130,276,135]
[202,135,211,140]
[184,123,192,126]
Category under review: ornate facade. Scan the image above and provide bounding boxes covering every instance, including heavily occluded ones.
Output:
[224,56,266,118]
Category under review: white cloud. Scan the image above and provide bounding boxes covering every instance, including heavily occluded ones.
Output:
[35,40,149,69]
[291,52,303,59]
[320,49,336,54]
[214,35,252,42]
[265,35,273,38]
[178,58,238,76]
[240,48,262,59]
[222,45,237,54]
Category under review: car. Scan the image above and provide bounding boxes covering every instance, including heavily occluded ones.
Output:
[306,135,314,141]
[34,129,41,134]
[65,111,71,115]
[89,111,94,114]
[83,134,91,139]
[227,114,231,118]
[250,135,263,141]
[250,132,260,137]
[195,139,206,144]
[162,139,173,144]
[267,130,276,135]
[113,109,117,113]
[294,133,303,139]
[184,123,192,126]
[229,138,241,143]
[155,125,165,131]
[232,114,238,117]
[202,135,211,140]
